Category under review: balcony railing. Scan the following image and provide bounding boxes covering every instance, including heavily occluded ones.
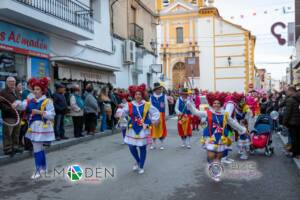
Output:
[130,23,144,45]
[14,0,94,32]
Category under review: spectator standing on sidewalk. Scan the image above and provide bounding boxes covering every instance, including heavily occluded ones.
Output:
[53,83,69,141]
[167,91,175,115]
[283,86,300,159]
[107,83,117,129]
[0,77,23,156]
[84,84,99,135]
[99,87,110,133]
[70,85,85,138]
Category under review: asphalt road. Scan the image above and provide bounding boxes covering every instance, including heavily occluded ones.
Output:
[0,117,300,200]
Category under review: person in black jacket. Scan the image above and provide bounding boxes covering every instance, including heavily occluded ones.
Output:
[53,84,69,140]
[283,86,300,159]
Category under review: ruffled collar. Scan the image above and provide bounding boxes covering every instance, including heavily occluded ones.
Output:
[208,107,225,115]
[33,95,46,103]
[180,96,188,102]
[153,93,163,98]
[132,100,145,107]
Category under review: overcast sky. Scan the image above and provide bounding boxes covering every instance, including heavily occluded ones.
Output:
[214,0,295,80]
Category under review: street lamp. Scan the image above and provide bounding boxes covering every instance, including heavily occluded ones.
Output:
[150,39,157,54]
[228,56,232,66]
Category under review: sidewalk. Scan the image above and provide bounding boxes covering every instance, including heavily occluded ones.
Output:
[0,127,120,166]
[279,133,300,170]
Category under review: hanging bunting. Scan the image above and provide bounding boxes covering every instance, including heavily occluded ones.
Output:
[227,6,293,20]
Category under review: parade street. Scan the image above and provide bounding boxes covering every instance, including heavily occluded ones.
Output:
[0,118,300,200]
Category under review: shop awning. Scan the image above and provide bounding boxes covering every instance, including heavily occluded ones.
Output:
[57,63,116,84]
[51,56,120,72]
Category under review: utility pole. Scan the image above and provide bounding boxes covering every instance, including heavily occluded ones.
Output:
[290,55,294,85]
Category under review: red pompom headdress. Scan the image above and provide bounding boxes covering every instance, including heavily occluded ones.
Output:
[206,92,227,106]
[128,84,146,98]
[225,92,245,104]
[28,77,49,94]
[118,91,129,100]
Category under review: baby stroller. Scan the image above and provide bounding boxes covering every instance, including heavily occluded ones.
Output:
[250,114,274,157]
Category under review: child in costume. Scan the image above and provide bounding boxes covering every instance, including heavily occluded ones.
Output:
[150,82,169,150]
[116,91,129,144]
[116,84,160,174]
[175,88,193,148]
[187,92,246,182]
[15,77,55,179]
[238,119,251,160]
[222,92,245,164]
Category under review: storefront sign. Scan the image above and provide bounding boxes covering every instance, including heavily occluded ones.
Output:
[31,57,50,78]
[0,21,49,58]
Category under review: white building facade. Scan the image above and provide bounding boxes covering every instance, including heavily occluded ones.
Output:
[0,0,156,91]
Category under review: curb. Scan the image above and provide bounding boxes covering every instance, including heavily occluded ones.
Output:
[279,134,300,170]
[0,129,120,166]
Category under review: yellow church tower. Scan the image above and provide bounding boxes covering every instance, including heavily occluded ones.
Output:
[156,0,256,93]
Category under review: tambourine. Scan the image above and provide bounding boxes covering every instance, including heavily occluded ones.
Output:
[0,96,20,127]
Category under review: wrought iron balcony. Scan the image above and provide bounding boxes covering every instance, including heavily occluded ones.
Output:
[14,0,94,32]
[130,23,144,45]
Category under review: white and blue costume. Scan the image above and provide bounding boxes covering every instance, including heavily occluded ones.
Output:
[19,95,55,174]
[188,102,246,153]
[235,107,252,158]
[116,100,159,171]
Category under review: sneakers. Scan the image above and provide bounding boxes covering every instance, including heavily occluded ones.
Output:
[212,177,221,182]
[181,143,186,148]
[138,169,145,174]
[150,145,156,150]
[132,164,139,171]
[221,157,232,164]
[31,171,41,179]
[132,164,144,174]
[240,154,248,160]
[187,145,192,149]
[160,146,165,150]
